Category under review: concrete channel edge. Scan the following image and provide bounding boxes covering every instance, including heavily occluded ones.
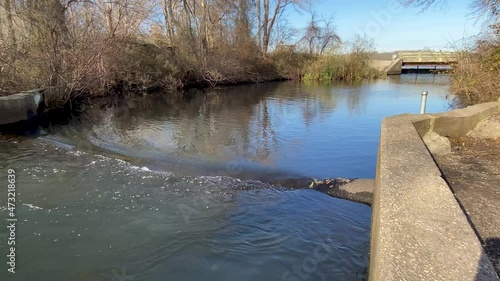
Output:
[369,102,500,281]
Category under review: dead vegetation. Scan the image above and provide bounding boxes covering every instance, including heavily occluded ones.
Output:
[450,38,500,106]
[0,0,379,101]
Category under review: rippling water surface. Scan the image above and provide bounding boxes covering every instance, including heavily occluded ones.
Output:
[0,75,451,281]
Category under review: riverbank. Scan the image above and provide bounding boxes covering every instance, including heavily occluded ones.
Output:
[0,59,382,128]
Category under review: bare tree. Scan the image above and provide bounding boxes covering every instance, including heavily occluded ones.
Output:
[299,14,340,55]
[402,0,499,32]
[472,0,499,31]
[0,5,4,42]
[400,0,447,10]
[161,0,176,43]
[256,0,262,48]
[257,0,308,54]
[401,0,498,20]
[271,18,296,48]
[1,0,335,93]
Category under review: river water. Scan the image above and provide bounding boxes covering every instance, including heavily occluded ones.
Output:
[0,75,451,281]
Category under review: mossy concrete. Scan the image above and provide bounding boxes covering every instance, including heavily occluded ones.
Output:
[370,101,500,281]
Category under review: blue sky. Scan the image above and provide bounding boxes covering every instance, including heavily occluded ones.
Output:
[286,0,483,52]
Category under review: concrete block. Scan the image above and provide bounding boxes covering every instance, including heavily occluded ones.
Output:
[422,131,451,155]
[0,92,42,125]
[431,102,499,138]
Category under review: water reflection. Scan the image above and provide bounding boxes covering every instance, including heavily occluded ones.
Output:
[0,74,451,281]
[393,73,450,85]
[49,74,451,179]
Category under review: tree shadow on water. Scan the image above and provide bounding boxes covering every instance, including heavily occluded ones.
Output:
[475,237,500,280]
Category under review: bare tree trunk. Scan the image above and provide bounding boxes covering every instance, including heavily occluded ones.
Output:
[264,2,281,53]
[4,0,16,46]
[0,5,4,42]
[257,0,261,50]
[52,0,70,39]
[162,0,175,44]
[48,0,70,86]
[262,0,269,53]
[104,1,114,37]
[261,0,294,54]
[182,0,194,41]
[168,0,177,39]
[200,0,208,56]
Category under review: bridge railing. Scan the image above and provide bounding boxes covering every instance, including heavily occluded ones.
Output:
[397,51,458,63]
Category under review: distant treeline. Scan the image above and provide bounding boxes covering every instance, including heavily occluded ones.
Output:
[0,0,381,101]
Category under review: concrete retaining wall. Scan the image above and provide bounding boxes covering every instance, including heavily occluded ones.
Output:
[385,59,403,75]
[370,102,500,281]
[0,88,66,125]
[414,102,500,138]
[0,91,42,125]
[369,59,402,75]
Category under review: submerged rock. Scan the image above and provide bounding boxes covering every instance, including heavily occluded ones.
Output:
[309,178,374,206]
[269,177,374,206]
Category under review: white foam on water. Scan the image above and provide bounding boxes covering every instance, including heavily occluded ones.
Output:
[127,164,173,176]
[23,203,44,210]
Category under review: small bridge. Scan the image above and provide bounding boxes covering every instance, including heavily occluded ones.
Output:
[398,51,458,65]
[381,51,458,75]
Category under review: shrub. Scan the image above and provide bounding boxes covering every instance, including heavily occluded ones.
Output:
[270,45,313,79]
[301,53,381,81]
[450,37,500,106]
[300,36,382,81]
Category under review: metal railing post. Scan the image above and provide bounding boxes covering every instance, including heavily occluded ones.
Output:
[420,91,428,114]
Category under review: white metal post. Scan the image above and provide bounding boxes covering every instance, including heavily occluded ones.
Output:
[420,91,428,114]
